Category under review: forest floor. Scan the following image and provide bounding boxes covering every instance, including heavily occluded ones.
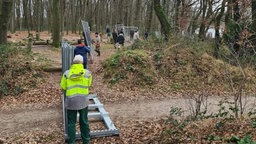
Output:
[0,31,256,143]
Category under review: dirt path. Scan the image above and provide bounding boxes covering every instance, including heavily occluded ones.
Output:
[0,106,62,137]
[1,94,256,138]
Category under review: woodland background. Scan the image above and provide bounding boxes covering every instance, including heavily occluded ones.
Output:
[0,0,255,50]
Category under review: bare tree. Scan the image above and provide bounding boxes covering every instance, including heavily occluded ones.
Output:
[22,0,30,34]
[153,0,172,41]
[174,0,182,33]
[15,0,21,30]
[134,0,142,27]
[35,0,41,40]
[145,0,154,32]
[2,0,167,35]
[52,0,61,47]
[214,0,226,58]
[198,0,215,40]
[10,0,15,33]
[0,0,13,44]
[251,0,256,50]
[186,92,209,119]
[223,0,242,55]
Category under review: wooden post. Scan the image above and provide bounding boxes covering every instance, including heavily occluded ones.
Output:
[36,32,40,41]
[27,34,33,53]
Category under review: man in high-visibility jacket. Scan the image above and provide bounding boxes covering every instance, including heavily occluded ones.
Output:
[60,55,92,144]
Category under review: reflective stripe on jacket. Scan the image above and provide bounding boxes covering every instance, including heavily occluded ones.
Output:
[60,64,92,110]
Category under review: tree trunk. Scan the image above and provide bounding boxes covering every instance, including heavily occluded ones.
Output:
[128,0,134,26]
[10,0,15,33]
[40,0,44,31]
[28,0,33,30]
[252,0,256,32]
[251,0,256,51]
[124,0,129,26]
[233,0,241,54]
[47,0,53,33]
[35,0,40,32]
[0,0,13,44]
[16,0,21,30]
[214,0,226,58]
[23,0,30,34]
[225,0,232,25]
[35,0,41,40]
[117,0,124,24]
[52,0,60,47]
[146,0,154,32]
[174,0,181,33]
[153,0,172,41]
[198,0,207,40]
[66,0,70,34]
[140,1,147,31]
[0,1,2,12]
[134,0,142,27]
[71,0,76,33]
[60,0,65,37]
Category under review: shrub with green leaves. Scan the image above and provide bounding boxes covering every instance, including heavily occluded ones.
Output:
[127,40,145,50]
[103,50,156,87]
[227,135,256,144]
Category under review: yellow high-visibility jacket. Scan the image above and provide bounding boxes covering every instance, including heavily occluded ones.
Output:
[60,64,92,110]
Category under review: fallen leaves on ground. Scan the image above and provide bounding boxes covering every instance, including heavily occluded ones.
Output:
[1,32,256,143]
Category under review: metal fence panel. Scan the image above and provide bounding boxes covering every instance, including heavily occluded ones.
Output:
[61,40,74,73]
[81,20,95,61]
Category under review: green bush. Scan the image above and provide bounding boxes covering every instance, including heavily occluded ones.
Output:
[227,135,256,144]
[127,40,145,50]
[103,50,156,87]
